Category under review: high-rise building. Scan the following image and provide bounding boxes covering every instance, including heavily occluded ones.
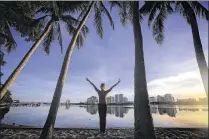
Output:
[106,96,112,104]
[123,97,128,103]
[87,96,98,104]
[157,95,164,102]
[115,94,119,104]
[119,94,124,103]
[164,94,173,102]
[111,96,114,103]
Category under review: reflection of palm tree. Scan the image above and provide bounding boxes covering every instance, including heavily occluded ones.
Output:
[0,107,10,123]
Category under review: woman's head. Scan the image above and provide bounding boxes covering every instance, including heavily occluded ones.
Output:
[100,83,106,90]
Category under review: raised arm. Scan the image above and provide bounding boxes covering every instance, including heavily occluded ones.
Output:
[86,78,100,92]
[105,79,120,94]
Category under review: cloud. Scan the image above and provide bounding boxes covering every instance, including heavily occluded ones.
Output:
[147,70,206,99]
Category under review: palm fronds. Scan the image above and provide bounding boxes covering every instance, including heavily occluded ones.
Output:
[42,22,55,55]
[188,1,208,20]
[100,2,114,30]
[94,3,103,39]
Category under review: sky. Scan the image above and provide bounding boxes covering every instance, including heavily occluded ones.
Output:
[1,2,208,103]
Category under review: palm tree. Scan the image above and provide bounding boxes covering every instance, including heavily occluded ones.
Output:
[141,1,208,97]
[40,2,115,139]
[0,1,41,100]
[0,2,89,100]
[110,1,156,138]
[0,2,36,53]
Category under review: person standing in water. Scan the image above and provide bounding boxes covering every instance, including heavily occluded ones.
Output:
[86,78,120,133]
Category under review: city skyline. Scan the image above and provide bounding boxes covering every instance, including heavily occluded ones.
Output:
[86,93,129,104]
[107,93,129,104]
[1,3,208,102]
[149,93,208,103]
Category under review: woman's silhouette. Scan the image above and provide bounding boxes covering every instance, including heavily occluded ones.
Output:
[86,78,120,133]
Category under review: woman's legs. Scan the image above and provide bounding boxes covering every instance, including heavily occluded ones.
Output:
[98,104,107,133]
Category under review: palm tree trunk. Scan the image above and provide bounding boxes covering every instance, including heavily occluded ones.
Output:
[39,2,95,139]
[0,19,53,100]
[190,11,208,97]
[132,1,156,139]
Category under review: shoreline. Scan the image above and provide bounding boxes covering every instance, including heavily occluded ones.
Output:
[7,103,209,105]
[0,127,208,139]
[1,123,208,130]
[0,123,208,131]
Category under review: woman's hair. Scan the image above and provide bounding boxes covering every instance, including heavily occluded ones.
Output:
[100,83,106,90]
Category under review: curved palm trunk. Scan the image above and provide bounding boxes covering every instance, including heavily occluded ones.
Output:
[190,11,208,97]
[39,2,94,139]
[132,2,156,139]
[0,20,53,100]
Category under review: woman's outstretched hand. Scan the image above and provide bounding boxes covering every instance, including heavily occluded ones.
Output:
[117,79,121,84]
[86,77,90,82]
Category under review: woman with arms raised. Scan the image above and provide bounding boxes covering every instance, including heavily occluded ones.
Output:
[86,78,120,133]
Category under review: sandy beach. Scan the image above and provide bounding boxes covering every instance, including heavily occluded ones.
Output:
[0,126,208,139]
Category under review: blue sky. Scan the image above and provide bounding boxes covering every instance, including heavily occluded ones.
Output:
[2,3,208,102]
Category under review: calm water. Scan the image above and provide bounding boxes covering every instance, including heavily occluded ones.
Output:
[0,105,208,128]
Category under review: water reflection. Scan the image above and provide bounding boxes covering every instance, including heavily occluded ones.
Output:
[65,104,70,110]
[86,105,97,115]
[7,104,205,118]
[157,105,177,117]
[82,105,179,118]
[114,106,129,118]
[0,105,207,128]
[179,108,199,112]
[0,107,10,123]
[82,105,130,118]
